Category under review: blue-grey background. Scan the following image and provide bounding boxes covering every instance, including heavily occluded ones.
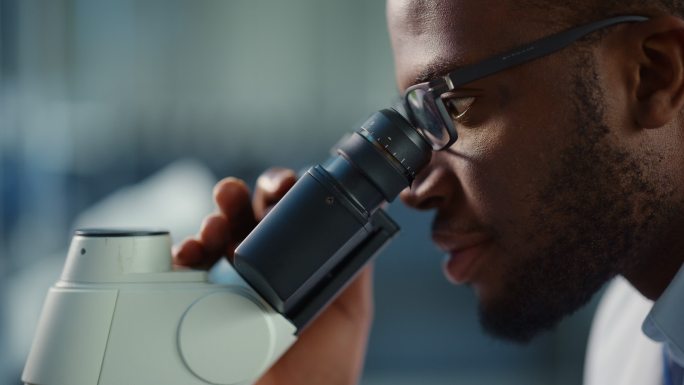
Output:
[0,1,600,384]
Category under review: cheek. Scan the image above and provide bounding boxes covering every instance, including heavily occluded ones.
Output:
[451,90,574,231]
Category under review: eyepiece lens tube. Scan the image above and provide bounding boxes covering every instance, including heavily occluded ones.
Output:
[233,109,431,330]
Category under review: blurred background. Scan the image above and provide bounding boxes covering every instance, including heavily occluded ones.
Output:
[0,1,601,384]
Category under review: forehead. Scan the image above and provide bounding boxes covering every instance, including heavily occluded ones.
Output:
[387,0,544,91]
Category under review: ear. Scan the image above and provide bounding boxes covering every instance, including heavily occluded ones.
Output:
[624,16,684,128]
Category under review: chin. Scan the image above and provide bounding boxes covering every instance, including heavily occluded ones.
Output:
[473,277,573,344]
[476,299,553,344]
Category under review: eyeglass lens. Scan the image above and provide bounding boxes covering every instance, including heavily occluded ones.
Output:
[406,87,452,150]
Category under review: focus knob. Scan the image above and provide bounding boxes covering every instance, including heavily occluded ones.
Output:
[178,291,275,385]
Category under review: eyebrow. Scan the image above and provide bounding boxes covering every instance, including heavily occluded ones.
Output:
[414,60,463,85]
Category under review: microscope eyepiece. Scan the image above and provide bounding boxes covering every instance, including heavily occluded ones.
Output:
[233,109,432,330]
[333,109,431,204]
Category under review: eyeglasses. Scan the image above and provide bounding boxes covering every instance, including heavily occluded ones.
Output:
[401,15,649,151]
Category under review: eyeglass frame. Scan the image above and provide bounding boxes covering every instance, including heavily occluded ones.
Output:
[401,15,649,151]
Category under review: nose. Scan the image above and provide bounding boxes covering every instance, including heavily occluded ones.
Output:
[399,155,455,211]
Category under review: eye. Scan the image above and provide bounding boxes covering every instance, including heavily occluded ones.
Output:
[443,96,476,120]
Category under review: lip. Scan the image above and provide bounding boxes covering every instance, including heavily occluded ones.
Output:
[432,232,491,285]
[443,243,490,284]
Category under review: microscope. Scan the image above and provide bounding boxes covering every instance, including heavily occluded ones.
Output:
[22,108,432,385]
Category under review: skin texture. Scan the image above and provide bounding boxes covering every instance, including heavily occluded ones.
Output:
[175,0,684,382]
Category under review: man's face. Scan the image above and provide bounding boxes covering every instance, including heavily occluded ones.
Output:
[389,0,680,341]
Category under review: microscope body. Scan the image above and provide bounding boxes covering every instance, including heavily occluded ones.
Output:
[23,108,432,385]
[22,230,297,385]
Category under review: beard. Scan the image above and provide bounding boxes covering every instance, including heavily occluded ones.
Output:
[477,51,683,343]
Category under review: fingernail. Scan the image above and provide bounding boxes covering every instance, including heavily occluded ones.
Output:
[257,174,280,193]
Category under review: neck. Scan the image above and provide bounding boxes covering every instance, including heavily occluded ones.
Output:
[624,245,684,301]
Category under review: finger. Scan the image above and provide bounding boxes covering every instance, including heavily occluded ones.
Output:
[198,213,230,267]
[213,177,257,241]
[253,168,297,220]
[173,238,207,268]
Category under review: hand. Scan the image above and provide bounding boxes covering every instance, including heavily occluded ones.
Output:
[174,167,374,385]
